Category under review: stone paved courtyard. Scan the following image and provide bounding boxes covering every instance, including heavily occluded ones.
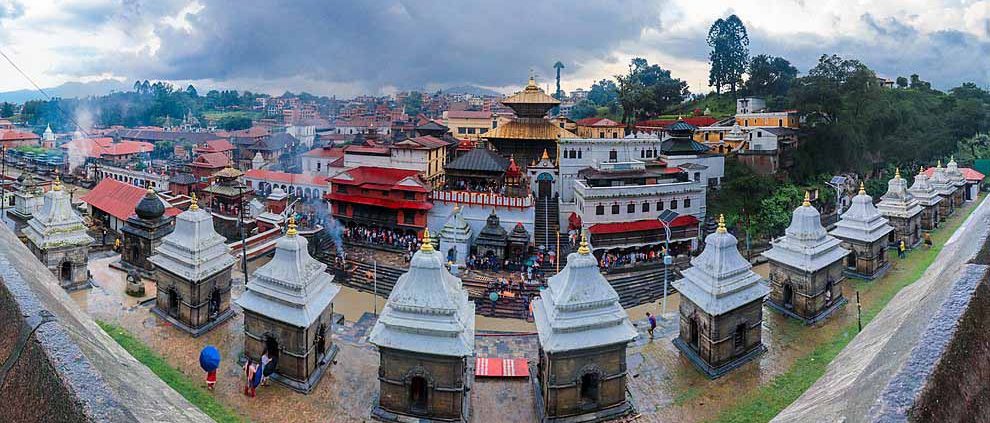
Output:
[67,197,981,422]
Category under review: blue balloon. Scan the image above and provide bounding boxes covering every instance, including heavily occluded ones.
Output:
[199,346,221,372]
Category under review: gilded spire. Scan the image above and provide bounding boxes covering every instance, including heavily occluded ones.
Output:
[420,228,435,252]
[577,231,590,255]
[859,181,866,195]
[146,180,155,195]
[189,193,199,211]
[541,148,550,161]
[52,170,62,192]
[937,160,943,168]
[919,165,925,175]
[802,191,811,207]
[895,167,901,179]
[716,214,727,234]
[286,215,298,237]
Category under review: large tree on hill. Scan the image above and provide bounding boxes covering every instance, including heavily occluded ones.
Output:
[588,79,618,107]
[707,15,750,96]
[616,58,689,124]
[745,54,797,97]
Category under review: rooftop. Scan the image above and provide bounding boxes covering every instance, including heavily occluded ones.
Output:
[80,178,180,221]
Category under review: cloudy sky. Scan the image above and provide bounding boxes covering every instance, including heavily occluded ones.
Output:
[0,0,988,97]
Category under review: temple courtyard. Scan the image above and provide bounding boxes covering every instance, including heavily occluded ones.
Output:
[71,194,986,423]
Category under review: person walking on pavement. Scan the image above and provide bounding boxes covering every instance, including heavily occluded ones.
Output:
[924,232,933,248]
[898,240,907,259]
[646,312,657,339]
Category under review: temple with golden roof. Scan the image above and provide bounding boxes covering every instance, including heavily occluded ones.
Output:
[483,76,576,169]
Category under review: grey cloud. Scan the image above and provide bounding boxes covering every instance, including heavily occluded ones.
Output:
[861,13,917,38]
[82,0,665,92]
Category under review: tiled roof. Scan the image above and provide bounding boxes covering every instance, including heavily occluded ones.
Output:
[250,132,295,151]
[169,173,198,184]
[589,215,699,235]
[393,135,450,150]
[80,178,179,221]
[244,169,329,187]
[190,152,230,168]
[0,129,40,141]
[446,148,510,173]
[302,147,345,158]
[61,137,153,158]
[217,126,269,139]
[331,166,427,192]
[482,120,577,140]
[576,117,623,127]
[193,139,235,153]
[923,167,985,182]
[344,145,390,155]
[636,117,718,128]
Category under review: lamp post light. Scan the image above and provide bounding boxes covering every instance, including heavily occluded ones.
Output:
[658,218,672,319]
[1,145,6,220]
[237,184,248,285]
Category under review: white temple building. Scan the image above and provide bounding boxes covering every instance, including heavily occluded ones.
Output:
[438,205,473,268]
[945,157,967,207]
[908,166,942,230]
[877,169,924,248]
[829,183,894,279]
[762,192,849,323]
[369,229,475,422]
[673,215,770,378]
[532,234,638,421]
[929,161,956,220]
[148,194,237,336]
[22,175,94,290]
[236,217,341,393]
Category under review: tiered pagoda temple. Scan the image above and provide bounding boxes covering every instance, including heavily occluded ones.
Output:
[483,76,576,169]
[236,217,341,393]
[119,187,175,276]
[672,215,770,378]
[474,210,508,259]
[438,205,472,266]
[532,234,638,422]
[877,169,923,248]
[201,167,255,241]
[22,175,94,290]
[369,229,475,422]
[507,222,531,258]
[945,157,967,208]
[829,183,894,280]
[907,166,942,230]
[148,194,236,336]
[929,161,956,220]
[762,192,849,324]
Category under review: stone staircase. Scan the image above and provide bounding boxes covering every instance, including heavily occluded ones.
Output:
[605,266,680,309]
[533,197,560,249]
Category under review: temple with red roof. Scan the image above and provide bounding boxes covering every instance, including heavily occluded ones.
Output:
[325,166,431,236]
[244,169,330,200]
[61,137,153,165]
[80,178,181,235]
[0,129,41,148]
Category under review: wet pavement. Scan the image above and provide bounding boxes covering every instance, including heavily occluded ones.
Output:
[70,198,982,422]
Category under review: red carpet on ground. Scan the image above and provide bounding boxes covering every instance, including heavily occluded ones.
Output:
[475,358,529,377]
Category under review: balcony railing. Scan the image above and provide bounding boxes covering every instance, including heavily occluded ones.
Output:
[430,190,533,209]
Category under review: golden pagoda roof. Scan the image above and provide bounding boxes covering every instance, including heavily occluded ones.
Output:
[481,120,577,141]
[501,77,560,107]
[212,167,244,179]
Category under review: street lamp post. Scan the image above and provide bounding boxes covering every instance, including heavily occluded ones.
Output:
[1,145,6,220]
[658,219,672,319]
[237,184,248,285]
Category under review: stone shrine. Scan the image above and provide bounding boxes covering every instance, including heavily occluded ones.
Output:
[148,194,237,336]
[945,157,967,208]
[929,161,956,221]
[762,192,849,324]
[8,172,45,220]
[474,210,508,259]
[532,234,638,422]
[672,215,770,378]
[438,205,472,266]
[877,169,923,248]
[119,187,175,276]
[829,182,894,280]
[907,166,942,231]
[369,229,475,422]
[22,175,94,290]
[236,217,341,393]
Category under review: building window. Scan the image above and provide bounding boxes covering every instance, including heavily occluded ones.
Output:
[404,191,415,200]
[684,198,691,208]
[467,128,476,134]
[778,119,783,127]
[657,201,663,210]
[596,204,604,215]
[337,185,348,193]
[611,204,619,215]
[316,162,322,172]
[640,150,645,158]
[704,132,710,141]
[458,127,467,134]
[404,212,415,224]
[642,202,650,213]
[694,172,701,181]
[670,200,678,210]
[577,150,582,159]
[612,132,618,138]
[627,203,635,213]
[338,204,348,214]
[609,150,617,162]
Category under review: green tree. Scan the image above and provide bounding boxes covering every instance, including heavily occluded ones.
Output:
[588,79,619,106]
[185,85,198,98]
[756,184,803,237]
[745,54,797,97]
[402,91,423,116]
[568,100,598,120]
[707,14,749,96]
[909,74,931,90]
[896,76,908,88]
[616,58,689,124]
[218,115,252,130]
[0,102,14,118]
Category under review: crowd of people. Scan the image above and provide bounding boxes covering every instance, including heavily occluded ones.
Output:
[444,179,507,194]
[342,226,421,253]
[598,248,671,273]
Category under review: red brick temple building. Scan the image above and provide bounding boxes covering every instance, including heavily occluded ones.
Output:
[325,166,431,237]
[200,167,255,241]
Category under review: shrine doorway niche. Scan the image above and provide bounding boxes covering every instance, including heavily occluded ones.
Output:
[783,284,794,309]
[60,261,72,283]
[579,372,600,408]
[409,376,428,415]
[537,173,553,199]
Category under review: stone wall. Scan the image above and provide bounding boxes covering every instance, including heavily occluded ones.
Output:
[0,222,210,422]
[377,348,468,420]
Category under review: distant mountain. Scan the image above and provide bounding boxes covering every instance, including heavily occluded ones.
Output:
[443,85,503,97]
[0,79,132,103]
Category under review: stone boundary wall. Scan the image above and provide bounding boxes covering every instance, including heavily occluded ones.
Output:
[0,222,210,422]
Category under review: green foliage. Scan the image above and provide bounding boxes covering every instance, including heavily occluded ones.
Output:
[402,91,423,116]
[568,100,598,120]
[616,58,689,124]
[744,55,797,98]
[0,102,13,118]
[707,160,778,237]
[707,14,750,95]
[96,321,245,423]
[218,115,253,131]
[896,76,908,88]
[588,79,619,107]
[755,184,803,238]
